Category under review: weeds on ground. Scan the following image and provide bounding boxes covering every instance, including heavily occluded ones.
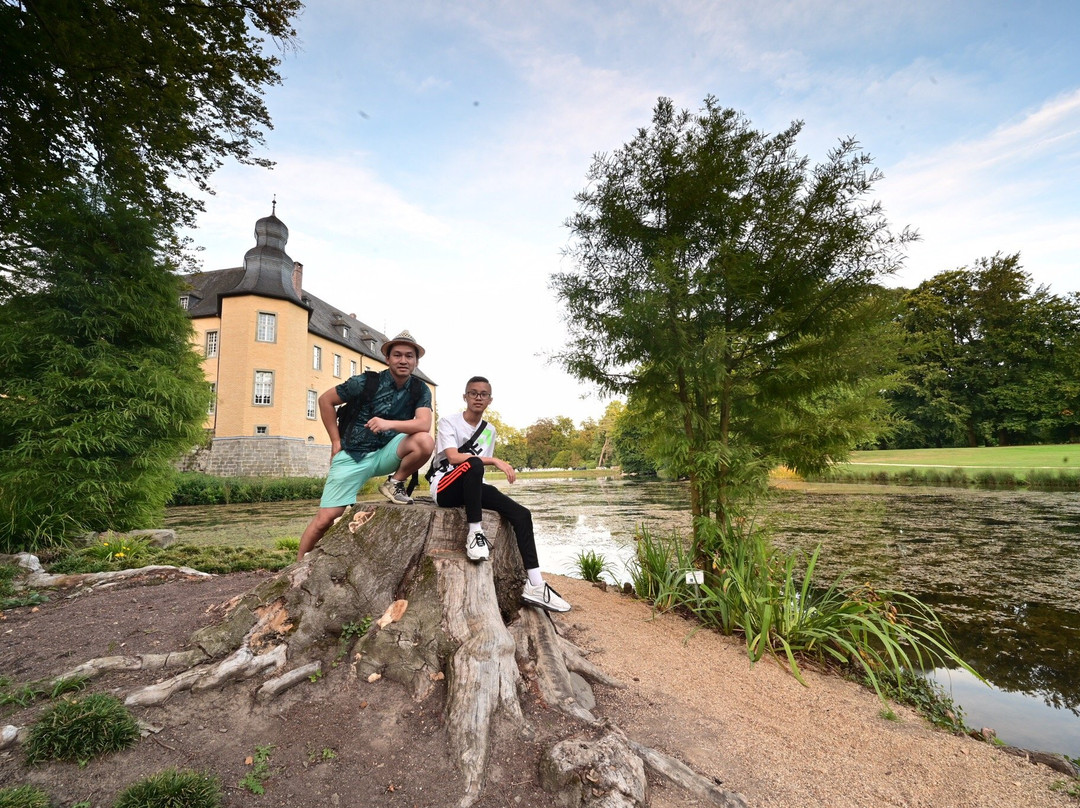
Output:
[84,535,153,564]
[0,675,88,710]
[305,745,337,764]
[335,618,372,664]
[24,692,140,765]
[872,669,967,734]
[567,549,620,584]
[239,744,276,794]
[274,536,300,553]
[1049,778,1080,798]
[113,768,222,808]
[0,563,48,610]
[0,784,51,808]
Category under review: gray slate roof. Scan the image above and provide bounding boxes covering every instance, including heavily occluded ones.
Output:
[180,268,434,384]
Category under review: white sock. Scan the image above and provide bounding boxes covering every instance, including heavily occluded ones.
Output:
[469,522,483,535]
[527,568,543,587]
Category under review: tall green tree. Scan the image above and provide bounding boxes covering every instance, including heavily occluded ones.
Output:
[0,189,210,550]
[0,0,300,290]
[611,398,658,477]
[890,254,1080,447]
[553,96,909,559]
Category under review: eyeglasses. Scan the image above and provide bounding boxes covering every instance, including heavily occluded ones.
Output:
[464,391,491,399]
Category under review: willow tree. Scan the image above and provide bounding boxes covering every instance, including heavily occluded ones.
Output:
[553,96,911,560]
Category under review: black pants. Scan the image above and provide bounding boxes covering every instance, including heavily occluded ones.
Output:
[435,456,539,569]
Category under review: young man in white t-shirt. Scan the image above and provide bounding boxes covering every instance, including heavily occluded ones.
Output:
[430,376,571,613]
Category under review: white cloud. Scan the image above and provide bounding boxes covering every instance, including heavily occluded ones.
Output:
[879,89,1080,291]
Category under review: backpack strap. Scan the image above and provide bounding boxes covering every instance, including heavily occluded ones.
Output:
[425,420,488,483]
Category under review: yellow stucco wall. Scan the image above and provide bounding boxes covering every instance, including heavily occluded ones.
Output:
[189,295,436,443]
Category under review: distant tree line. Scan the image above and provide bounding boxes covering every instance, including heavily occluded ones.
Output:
[507,254,1079,476]
[886,253,1080,448]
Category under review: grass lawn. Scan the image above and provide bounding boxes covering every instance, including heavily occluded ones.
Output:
[843,444,1078,475]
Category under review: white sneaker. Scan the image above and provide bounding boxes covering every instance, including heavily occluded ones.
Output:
[466,531,490,562]
[522,582,571,613]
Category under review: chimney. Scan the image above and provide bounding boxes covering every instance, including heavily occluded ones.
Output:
[292,262,303,297]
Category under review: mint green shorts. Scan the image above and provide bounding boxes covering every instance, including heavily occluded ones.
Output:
[319,433,406,508]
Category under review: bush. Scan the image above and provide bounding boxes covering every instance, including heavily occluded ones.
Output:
[0,785,51,808]
[113,768,221,808]
[24,693,140,765]
[167,474,324,506]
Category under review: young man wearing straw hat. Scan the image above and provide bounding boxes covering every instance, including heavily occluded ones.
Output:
[296,330,434,560]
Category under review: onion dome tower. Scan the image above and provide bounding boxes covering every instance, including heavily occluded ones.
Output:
[233,200,305,304]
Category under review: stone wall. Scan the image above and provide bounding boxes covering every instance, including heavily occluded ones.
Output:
[176,436,330,478]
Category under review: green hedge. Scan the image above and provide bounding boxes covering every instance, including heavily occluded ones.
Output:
[168,473,324,506]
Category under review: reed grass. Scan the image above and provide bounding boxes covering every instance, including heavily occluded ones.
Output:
[628,520,977,704]
[567,549,620,584]
[810,465,1080,490]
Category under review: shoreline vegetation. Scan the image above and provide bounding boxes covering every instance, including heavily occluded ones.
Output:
[167,443,1080,506]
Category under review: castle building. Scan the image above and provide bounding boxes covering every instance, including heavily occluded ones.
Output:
[179,207,437,477]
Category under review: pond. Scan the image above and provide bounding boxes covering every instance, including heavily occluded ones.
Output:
[166,477,1080,758]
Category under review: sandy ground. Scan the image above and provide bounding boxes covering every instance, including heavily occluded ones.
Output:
[555,575,1076,808]
[0,569,1076,807]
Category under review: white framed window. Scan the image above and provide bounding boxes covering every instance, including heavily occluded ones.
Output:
[253,370,274,405]
[349,360,357,376]
[312,345,322,370]
[207,382,216,415]
[205,330,219,358]
[342,326,350,339]
[179,295,190,309]
[256,312,276,342]
[333,353,341,377]
[306,389,317,419]
[255,425,269,435]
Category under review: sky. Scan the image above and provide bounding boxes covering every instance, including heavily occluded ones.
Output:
[182,0,1080,429]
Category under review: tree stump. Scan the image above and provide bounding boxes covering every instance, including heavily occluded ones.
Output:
[8,503,746,807]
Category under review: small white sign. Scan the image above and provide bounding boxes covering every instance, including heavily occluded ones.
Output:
[685,570,704,585]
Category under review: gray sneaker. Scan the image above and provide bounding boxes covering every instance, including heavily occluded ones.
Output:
[522,582,571,613]
[378,476,413,505]
[466,531,490,562]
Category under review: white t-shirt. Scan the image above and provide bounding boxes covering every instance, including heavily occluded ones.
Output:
[430,412,497,499]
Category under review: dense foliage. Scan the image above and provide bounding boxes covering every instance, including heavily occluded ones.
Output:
[888,254,1080,448]
[0,0,300,288]
[0,0,300,549]
[0,191,210,551]
[554,96,909,558]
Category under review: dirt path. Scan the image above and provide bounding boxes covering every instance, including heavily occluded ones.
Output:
[0,570,1074,807]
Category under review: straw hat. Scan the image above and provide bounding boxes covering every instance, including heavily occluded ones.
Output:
[380,329,425,359]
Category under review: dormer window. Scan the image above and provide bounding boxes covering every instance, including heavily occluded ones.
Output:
[342,326,350,339]
[179,295,189,309]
